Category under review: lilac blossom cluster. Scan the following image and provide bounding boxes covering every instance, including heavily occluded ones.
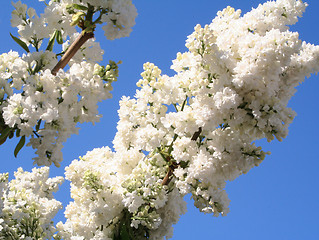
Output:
[1,0,319,239]
[0,0,137,166]
[57,0,319,239]
[0,167,63,239]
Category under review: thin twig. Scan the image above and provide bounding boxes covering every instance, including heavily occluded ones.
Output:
[161,127,202,185]
[191,127,202,141]
[161,166,175,186]
[51,31,94,75]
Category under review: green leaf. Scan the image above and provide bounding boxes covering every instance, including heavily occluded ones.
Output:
[0,127,11,142]
[46,30,57,51]
[119,222,130,240]
[56,30,63,44]
[70,12,85,26]
[10,33,30,53]
[72,4,88,11]
[14,135,25,158]
[8,129,14,139]
[16,128,21,137]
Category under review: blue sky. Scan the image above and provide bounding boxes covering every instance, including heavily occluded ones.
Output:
[0,0,318,239]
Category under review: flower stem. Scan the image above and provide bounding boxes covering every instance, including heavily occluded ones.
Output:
[51,31,94,75]
[162,127,202,185]
[161,166,175,186]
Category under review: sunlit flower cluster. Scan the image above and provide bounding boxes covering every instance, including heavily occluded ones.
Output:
[0,167,63,239]
[0,0,131,166]
[59,0,319,238]
[12,0,137,45]
[56,147,125,240]
[0,49,119,166]
[57,147,187,239]
[1,0,319,239]
[63,0,138,40]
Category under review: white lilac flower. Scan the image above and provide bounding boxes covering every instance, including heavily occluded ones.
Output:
[44,0,137,40]
[1,57,117,166]
[1,0,127,166]
[101,0,138,40]
[62,0,319,237]
[56,147,125,240]
[5,0,317,239]
[0,167,63,240]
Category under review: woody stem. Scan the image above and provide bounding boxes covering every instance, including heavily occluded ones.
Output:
[161,127,202,186]
[51,31,94,75]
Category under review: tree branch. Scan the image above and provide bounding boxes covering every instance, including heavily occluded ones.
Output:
[161,127,202,186]
[51,31,94,75]
[161,166,175,186]
[191,127,202,141]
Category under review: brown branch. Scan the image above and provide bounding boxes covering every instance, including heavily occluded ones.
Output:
[161,127,203,186]
[191,127,202,141]
[161,166,175,186]
[51,31,94,75]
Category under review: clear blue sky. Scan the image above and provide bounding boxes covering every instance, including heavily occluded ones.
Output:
[0,1,318,239]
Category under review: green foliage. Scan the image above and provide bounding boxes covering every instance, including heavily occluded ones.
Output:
[10,33,30,53]
[14,135,25,158]
[113,210,150,240]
